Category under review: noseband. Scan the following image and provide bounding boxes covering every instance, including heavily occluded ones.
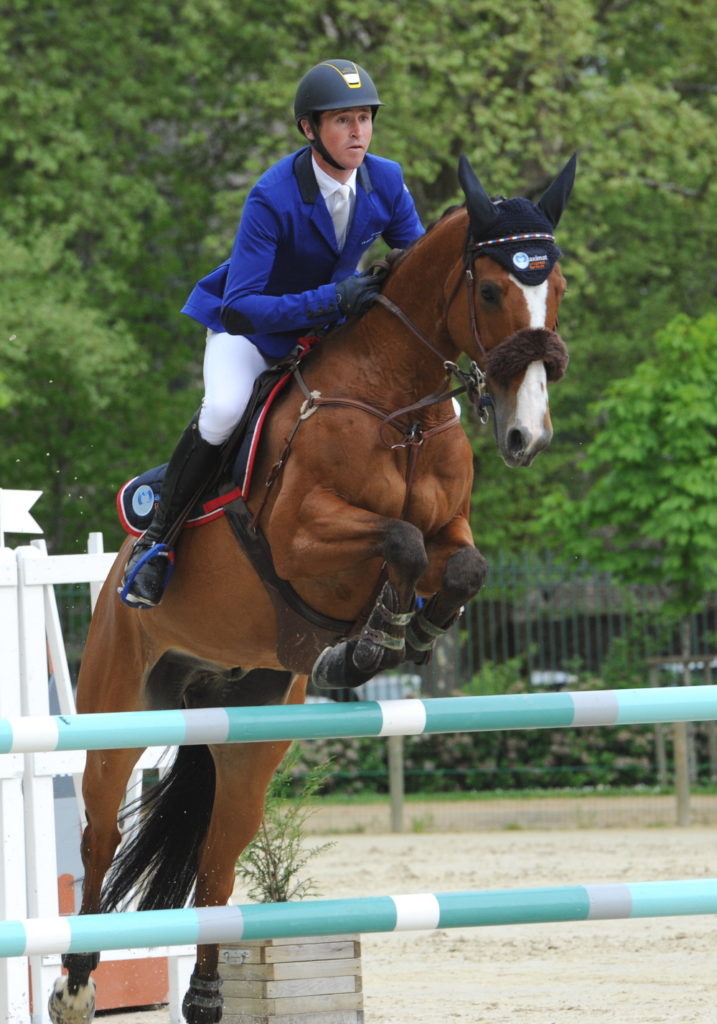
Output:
[373,229,568,420]
[485,327,569,387]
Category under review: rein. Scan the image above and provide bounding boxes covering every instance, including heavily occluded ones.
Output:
[249,234,492,529]
[371,229,495,426]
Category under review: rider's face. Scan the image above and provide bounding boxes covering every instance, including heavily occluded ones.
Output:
[302,106,374,181]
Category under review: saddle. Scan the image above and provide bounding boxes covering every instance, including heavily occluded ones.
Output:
[118,357,298,536]
[117,339,358,672]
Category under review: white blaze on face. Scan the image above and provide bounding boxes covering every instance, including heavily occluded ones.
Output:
[513,277,548,329]
[511,276,550,440]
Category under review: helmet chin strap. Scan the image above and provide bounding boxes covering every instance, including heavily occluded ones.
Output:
[306,115,347,172]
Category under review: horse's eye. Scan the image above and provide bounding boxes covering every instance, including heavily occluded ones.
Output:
[479,281,501,306]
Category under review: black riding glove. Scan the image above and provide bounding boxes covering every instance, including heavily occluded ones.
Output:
[335,270,384,318]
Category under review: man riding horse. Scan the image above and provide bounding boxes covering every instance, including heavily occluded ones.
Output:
[121,58,425,608]
[50,50,576,1020]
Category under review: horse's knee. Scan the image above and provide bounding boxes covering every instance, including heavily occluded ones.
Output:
[383,520,428,584]
[443,547,488,603]
[405,548,487,666]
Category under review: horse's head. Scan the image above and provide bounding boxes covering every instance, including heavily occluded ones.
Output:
[451,154,576,467]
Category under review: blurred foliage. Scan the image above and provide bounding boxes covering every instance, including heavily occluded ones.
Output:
[538,313,717,622]
[293,715,701,795]
[1,0,715,559]
[234,744,335,902]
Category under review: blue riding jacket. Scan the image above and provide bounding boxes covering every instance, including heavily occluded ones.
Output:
[181,147,425,358]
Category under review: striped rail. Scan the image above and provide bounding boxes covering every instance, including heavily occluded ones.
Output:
[1,684,716,754]
[2,685,715,961]
[3,879,717,958]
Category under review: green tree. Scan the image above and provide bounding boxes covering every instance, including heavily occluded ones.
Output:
[538,312,717,639]
[0,229,144,548]
[1,0,716,554]
[1,0,292,548]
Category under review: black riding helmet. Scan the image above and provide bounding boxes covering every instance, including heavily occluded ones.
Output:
[294,59,384,170]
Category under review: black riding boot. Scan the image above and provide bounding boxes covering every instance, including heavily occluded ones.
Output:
[119,417,223,608]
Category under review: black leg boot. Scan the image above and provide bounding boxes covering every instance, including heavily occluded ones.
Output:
[119,417,223,608]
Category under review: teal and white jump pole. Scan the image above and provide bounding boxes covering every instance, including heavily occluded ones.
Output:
[1,685,716,754]
[3,879,717,958]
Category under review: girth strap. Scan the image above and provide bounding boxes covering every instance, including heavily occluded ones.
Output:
[224,497,357,674]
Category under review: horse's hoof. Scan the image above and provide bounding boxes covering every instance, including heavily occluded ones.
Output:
[310,643,373,690]
[182,973,223,1023]
[310,643,350,689]
[48,975,96,1024]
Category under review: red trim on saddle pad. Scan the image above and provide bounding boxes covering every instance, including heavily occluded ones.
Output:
[202,485,243,514]
[117,336,320,537]
[116,480,146,537]
[116,480,243,538]
[239,373,293,497]
[238,334,320,497]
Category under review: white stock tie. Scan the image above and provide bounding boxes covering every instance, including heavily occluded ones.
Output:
[330,184,351,251]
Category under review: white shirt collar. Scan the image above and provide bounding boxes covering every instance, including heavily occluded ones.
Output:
[311,154,357,199]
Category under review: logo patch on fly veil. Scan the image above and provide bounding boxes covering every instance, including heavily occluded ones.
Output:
[323,61,362,88]
[512,251,549,273]
[470,201,562,285]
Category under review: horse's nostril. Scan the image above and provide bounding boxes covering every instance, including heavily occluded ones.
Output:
[508,428,525,455]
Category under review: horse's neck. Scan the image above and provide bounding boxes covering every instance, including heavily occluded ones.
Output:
[311,213,466,404]
[370,212,466,368]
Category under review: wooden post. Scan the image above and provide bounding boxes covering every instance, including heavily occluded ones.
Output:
[649,665,668,788]
[704,662,717,783]
[387,735,404,834]
[645,646,715,827]
[673,721,691,827]
[676,626,694,826]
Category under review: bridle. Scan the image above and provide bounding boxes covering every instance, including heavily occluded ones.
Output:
[251,224,564,527]
[291,225,508,444]
[369,229,498,424]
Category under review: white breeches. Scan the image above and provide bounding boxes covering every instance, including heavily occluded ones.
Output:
[197,330,273,445]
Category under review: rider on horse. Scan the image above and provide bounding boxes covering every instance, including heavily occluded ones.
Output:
[120,58,425,609]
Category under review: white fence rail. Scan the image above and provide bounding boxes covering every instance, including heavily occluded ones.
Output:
[2,531,194,1024]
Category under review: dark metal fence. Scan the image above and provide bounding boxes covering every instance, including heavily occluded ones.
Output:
[416,553,717,697]
[56,553,717,696]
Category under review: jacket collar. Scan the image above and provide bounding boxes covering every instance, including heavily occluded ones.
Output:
[294,147,374,203]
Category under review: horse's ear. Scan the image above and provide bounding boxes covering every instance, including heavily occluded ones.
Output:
[536,152,577,228]
[458,154,500,236]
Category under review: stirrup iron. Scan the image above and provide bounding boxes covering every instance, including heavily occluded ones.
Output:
[118,542,175,608]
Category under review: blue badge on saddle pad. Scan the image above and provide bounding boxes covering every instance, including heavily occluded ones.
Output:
[131,483,156,520]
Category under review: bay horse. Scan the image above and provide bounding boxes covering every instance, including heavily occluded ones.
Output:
[49,154,575,1024]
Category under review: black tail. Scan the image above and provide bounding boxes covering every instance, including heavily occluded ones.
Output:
[100,745,215,912]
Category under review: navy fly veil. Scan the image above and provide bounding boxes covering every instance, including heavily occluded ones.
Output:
[458,152,576,287]
[470,197,562,285]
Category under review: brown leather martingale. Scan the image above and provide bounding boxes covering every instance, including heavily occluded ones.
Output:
[224,497,357,674]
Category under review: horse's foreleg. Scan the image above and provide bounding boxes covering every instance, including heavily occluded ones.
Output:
[309,518,429,689]
[407,539,488,664]
[49,747,142,1024]
[272,492,428,611]
[272,491,429,689]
